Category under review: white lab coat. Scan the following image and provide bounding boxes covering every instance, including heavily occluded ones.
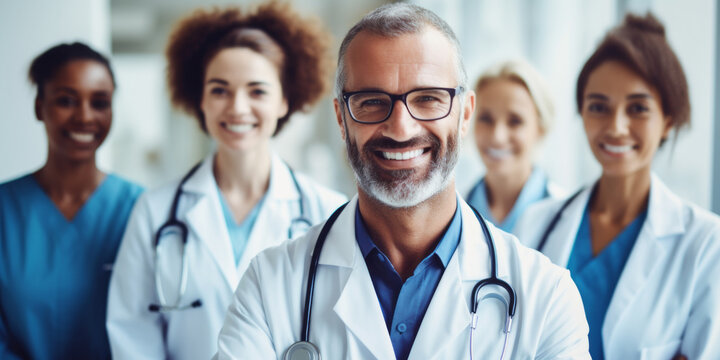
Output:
[217,195,590,359]
[107,153,347,360]
[515,174,720,359]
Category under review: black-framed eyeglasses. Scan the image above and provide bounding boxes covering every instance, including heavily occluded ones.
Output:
[341,86,463,124]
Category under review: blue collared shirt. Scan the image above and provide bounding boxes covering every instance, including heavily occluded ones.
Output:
[355,200,462,360]
[467,167,550,233]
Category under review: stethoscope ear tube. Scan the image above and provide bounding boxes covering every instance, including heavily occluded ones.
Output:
[469,206,517,318]
[536,187,585,252]
[300,202,348,342]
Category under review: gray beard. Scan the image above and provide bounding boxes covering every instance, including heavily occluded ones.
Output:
[346,130,459,209]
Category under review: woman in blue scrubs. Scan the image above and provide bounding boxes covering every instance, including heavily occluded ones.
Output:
[0,43,143,359]
[516,13,720,359]
[467,60,563,233]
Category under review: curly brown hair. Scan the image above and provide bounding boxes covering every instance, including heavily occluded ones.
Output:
[166,1,332,135]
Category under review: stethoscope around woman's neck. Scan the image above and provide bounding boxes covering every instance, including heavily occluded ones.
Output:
[284,202,517,360]
[149,160,312,313]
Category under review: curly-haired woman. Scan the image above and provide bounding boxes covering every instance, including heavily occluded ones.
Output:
[106,2,346,358]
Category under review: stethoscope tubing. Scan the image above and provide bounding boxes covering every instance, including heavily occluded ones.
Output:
[301,202,348,341]
[298,202,516,349]
[151,160,310,312]
[536,187,585,252]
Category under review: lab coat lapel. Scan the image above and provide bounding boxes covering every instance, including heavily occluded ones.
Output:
[603,175,685,352]
[324,197,396,360]
[544,186,594,267]
[183,154,237,290]
[410,199,492,358]
[236,156,297,275]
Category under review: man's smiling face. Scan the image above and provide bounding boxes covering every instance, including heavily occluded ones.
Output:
[335,27,473,208]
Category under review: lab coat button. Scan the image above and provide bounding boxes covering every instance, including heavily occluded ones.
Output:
[397,323,407,333]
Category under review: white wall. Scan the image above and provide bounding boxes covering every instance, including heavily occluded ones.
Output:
[416,0,716,210]
[650,0,716,209]
[0,0,110,182]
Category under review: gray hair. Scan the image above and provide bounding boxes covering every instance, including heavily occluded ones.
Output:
[334,3,467,100]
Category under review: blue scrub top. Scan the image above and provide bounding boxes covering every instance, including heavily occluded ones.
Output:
[466,167,550,233]
[355,199,462,360]
[216,187,266,266]
[567,204,647,360]
[0,173,143,360]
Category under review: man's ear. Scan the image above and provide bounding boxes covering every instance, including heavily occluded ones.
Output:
[334,98,346,141]
[34,97,43,121]
[460,90,475,137]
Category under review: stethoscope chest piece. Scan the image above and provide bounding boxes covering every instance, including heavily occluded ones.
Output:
[284,341,320,360]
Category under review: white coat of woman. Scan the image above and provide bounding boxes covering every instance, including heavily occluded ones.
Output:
[106,4,346,359]
[515,13,720,360]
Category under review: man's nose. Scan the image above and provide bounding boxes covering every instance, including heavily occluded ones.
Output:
[381,99,421,142]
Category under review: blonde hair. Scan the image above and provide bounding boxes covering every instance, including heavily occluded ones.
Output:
[474,59,555,133]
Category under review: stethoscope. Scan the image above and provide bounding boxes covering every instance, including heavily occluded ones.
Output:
[149,161,313,313]
[535,188,586,252]
[284,203,517,360]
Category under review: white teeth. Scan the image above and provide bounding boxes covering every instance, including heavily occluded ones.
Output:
[225,123,255,133]
[69,132,94,143]
[382,149,424,160]
[486,148,512,159]
[602,143,633,154]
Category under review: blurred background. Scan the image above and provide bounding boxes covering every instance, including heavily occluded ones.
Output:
[1,0,718,214]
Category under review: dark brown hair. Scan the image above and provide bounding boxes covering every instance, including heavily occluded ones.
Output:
[166,1,332,134]
[29,42,115,99]
[576,13,690,136]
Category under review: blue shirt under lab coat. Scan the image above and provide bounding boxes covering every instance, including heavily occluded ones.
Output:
[567,204,647,360]
[355,200,462,360]
[217,187,266,266]
[0,173,143,360]
[466,167,550,233]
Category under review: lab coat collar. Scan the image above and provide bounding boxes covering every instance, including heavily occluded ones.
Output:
[545,186,594,267]
[324,196,395,359]
[180,153,306,289]
[182,153,298,201]
[457,196,499,281]
[321,195,500,359]
[181,154,238,289]
[318,196,360,268]
[603,174,685,350]
[267,154,302,202]
[645,174,685,238]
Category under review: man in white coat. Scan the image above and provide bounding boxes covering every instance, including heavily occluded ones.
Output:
[217,4,590,359]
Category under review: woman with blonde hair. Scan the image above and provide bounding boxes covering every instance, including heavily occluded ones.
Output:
[466,59,563,233]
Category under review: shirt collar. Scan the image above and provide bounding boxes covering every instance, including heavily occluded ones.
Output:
[354,197,462,268]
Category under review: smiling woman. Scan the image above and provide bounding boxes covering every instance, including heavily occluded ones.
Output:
[515,13,720,360]
[0,42,143,359]
[105,3,347,360]
[466,59,563,234]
